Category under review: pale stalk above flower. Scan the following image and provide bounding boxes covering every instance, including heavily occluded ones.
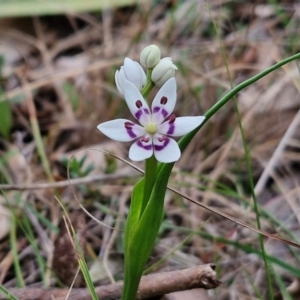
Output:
[98,78,205,163]
[115,57,146,96]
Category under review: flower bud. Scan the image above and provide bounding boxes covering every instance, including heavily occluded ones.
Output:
[151,57,178,87]
[140,45,161,68]
[115,57,146,96]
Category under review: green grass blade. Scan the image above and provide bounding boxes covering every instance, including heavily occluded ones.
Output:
[70,224,99,300]
[9,215,25,288]
[24,202,59,233]
[20,214,47,286]
[242,266,264,300]
[0,100,12,139]
[272,264,293,300]
[0,0,142,18]
[0,285,18,300]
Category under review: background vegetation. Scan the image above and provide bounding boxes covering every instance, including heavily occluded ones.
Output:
[0,0,300,299]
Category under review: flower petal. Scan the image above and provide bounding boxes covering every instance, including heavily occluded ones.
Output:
[151,78,177,124]
[158,116,205,137]
[151,58,177,87]
[115,68,126,95]
[124,58,146,90]
[123,80,151,126]
[97,119,145,142]
[153,134,180,163]
[129,135,153,161]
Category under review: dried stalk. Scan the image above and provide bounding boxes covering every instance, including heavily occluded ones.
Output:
[0,264,221,300]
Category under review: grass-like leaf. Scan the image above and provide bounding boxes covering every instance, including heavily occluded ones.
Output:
[0,100,12,139]
[0,0,140,17]
[0,285,18,300]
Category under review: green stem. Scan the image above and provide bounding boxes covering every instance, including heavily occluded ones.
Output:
[207,53,300,117]
[10,215,25,288]
[178,52,300,157]
[141,155,157,216]
[122,160,168,300]
[122,68,157,300]
[141,69,155,98]
[236,99,274,298]
[140,68,157,216]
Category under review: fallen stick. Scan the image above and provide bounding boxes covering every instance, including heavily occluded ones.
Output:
[0,264,221,300]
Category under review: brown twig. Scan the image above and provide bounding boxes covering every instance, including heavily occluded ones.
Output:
[0,264,221,300]
[0,170,137,191]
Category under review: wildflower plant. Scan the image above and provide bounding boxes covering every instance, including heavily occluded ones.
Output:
[98,45,204,299]
[97,45,300,299]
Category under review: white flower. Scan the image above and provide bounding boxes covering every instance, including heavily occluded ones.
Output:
[115,58,146,96]
[97,78,205,163]
[140,45,161,68]
[151,57,178,87]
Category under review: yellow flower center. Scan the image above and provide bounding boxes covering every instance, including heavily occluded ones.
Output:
[145,122,157,134]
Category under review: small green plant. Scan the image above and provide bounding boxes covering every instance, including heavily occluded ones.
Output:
[62,82,80,110]
[61,154,94,179]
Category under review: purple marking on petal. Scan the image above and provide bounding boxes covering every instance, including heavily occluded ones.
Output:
[135,109,142,120]
[167,124,175,135]
[136,100,142,108]
[135,108,150,121]
[124,121,134,128]
[137,139,152,150]
[168,114,176,124]
[126,128,137,139]
[160,96,168,105]
[154,137,170,151]
[124,122,137,138]
[153,106,168,118]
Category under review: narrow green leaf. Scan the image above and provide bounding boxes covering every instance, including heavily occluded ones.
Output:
[242,267,264,300]
[20,213,47,286]
[122,178,144,300]
[0,0,141,18]
[172,52,300,163]
[24,203,59,233]
[10,215,25,288]
[72,231,99,300]
[126,178,144,231]
[0,286,18,300]
[0,100,12,139]
[122,165,169,300]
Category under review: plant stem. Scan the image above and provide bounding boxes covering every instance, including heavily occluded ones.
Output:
[206,53,300,120]
[122,68,157,300]
[141,155,157,216]
[234,99,274,298]
[141,69,155,98]
[176,52,300,157]
[140,68,158,217]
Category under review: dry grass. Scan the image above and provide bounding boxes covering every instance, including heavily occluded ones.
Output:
[1,0,300,299]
